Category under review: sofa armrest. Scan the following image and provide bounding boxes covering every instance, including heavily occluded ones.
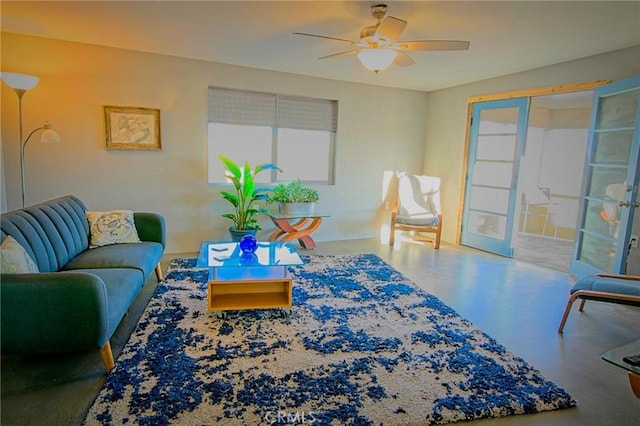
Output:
[1,272,110,354]
[134,212,166,248]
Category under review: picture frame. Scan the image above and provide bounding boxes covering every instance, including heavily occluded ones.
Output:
[104,105,161,150]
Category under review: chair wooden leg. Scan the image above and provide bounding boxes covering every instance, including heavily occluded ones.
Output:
[433,215,442,249]
[578,299,586,311]
[100,341,115,372]
[155,263,164,281]
[557,296,578,333]
[389,227,395,246]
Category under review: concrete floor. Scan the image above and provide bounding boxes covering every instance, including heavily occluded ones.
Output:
[1,238,639,425]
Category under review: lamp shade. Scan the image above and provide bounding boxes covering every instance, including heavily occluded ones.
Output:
[357,49,397,73]
[40,122,61,143]
[1,72,39,90]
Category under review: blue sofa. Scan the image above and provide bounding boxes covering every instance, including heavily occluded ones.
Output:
[0,195,165,372]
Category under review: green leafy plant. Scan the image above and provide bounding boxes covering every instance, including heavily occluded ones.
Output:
[268,179,319,204]
[219,155,280,230]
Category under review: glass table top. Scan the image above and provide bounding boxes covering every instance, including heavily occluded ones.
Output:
[268,212,330,219]
[196,241,304,268]
[601,339,640,375]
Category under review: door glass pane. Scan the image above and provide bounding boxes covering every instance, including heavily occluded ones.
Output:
[586,167,628,198]
[478,109,519,133]
[476,135,516,161]
[472,162,513,188]
[593,131,633,163]
[583,198,622,239]
[470,187,510,214]
[596,89,639,128]
[467,211,507,239]
[578,232,615,272]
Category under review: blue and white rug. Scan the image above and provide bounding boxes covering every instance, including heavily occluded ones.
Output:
[85,254,575,425]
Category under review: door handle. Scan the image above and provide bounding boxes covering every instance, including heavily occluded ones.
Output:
[618,201,630,208]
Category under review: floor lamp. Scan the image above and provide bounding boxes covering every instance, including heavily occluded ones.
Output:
[1,72,61,208]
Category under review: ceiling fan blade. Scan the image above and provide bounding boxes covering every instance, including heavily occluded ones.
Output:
[375,16,407,42]
[394,50,415,67]
[293,32,362,46]
[395,40,470,51]
[318,49,362,60]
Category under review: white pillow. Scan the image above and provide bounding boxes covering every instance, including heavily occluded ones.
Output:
[0,235,39,274]
[86,210,141,247]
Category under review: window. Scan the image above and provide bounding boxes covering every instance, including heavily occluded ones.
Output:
[207,87,338,184]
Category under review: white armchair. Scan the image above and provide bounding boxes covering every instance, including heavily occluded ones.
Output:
[389,174,442,248]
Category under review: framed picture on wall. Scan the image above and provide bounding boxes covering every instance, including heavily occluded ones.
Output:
[104,105,161,150]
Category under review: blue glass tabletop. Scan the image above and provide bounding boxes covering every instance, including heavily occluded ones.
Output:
[196,241,304,268]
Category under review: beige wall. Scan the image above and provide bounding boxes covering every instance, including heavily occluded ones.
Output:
[1,33,428,254]
[423,46,640,244]
[3,32,639,260]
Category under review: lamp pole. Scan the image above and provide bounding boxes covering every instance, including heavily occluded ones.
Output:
[1,73,59,208]
[21,125,48,208]
[14,88,28,208]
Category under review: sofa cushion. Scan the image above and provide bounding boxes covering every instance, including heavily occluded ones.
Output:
[1,195,89,272]
[60,268,144,340]
[0,236,39,274]
[86,210,141,247]
[63,242,163,280]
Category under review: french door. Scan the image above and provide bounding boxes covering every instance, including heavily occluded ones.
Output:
[460,98,529,256]
[569,75,640,277]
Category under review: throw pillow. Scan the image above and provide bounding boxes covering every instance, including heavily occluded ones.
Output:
[0,235,39,274]
[86,210,141,247]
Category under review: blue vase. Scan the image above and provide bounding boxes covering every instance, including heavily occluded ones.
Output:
[239,252,258,265]
[239,234,258,253]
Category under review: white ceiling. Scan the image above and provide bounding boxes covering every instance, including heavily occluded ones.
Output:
[2,1,639,92]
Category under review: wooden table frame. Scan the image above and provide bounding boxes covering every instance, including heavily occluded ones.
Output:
[196,242,303,315]
[208,268,293,312]
[268,214,327,249]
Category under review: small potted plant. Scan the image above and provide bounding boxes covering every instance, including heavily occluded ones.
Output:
[268,179,319,216]
[219,155,280,241]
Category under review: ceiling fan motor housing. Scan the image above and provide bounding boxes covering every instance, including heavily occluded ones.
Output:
[371,4,388,21]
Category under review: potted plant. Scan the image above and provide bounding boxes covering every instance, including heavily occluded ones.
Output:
[268,179,319,216]
[219,155,280,241]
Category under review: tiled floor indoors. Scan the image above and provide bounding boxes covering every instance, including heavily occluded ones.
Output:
[1,238,638,425]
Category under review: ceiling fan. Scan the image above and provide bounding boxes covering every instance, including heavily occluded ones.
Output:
[294,4,470,73]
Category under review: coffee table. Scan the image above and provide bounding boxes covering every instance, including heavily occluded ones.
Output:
[601,339,640,399]
[196,241,304,315]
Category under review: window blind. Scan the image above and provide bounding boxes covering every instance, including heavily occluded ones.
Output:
[208,87,337,132]
[208,87,276,126]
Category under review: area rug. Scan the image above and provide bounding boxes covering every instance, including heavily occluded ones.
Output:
[84,254,575,425]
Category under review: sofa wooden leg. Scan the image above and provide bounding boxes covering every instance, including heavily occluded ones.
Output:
[100,341,115,372]
[155,263,164,281]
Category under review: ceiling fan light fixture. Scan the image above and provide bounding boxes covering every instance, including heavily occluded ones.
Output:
[357,48,397,73]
